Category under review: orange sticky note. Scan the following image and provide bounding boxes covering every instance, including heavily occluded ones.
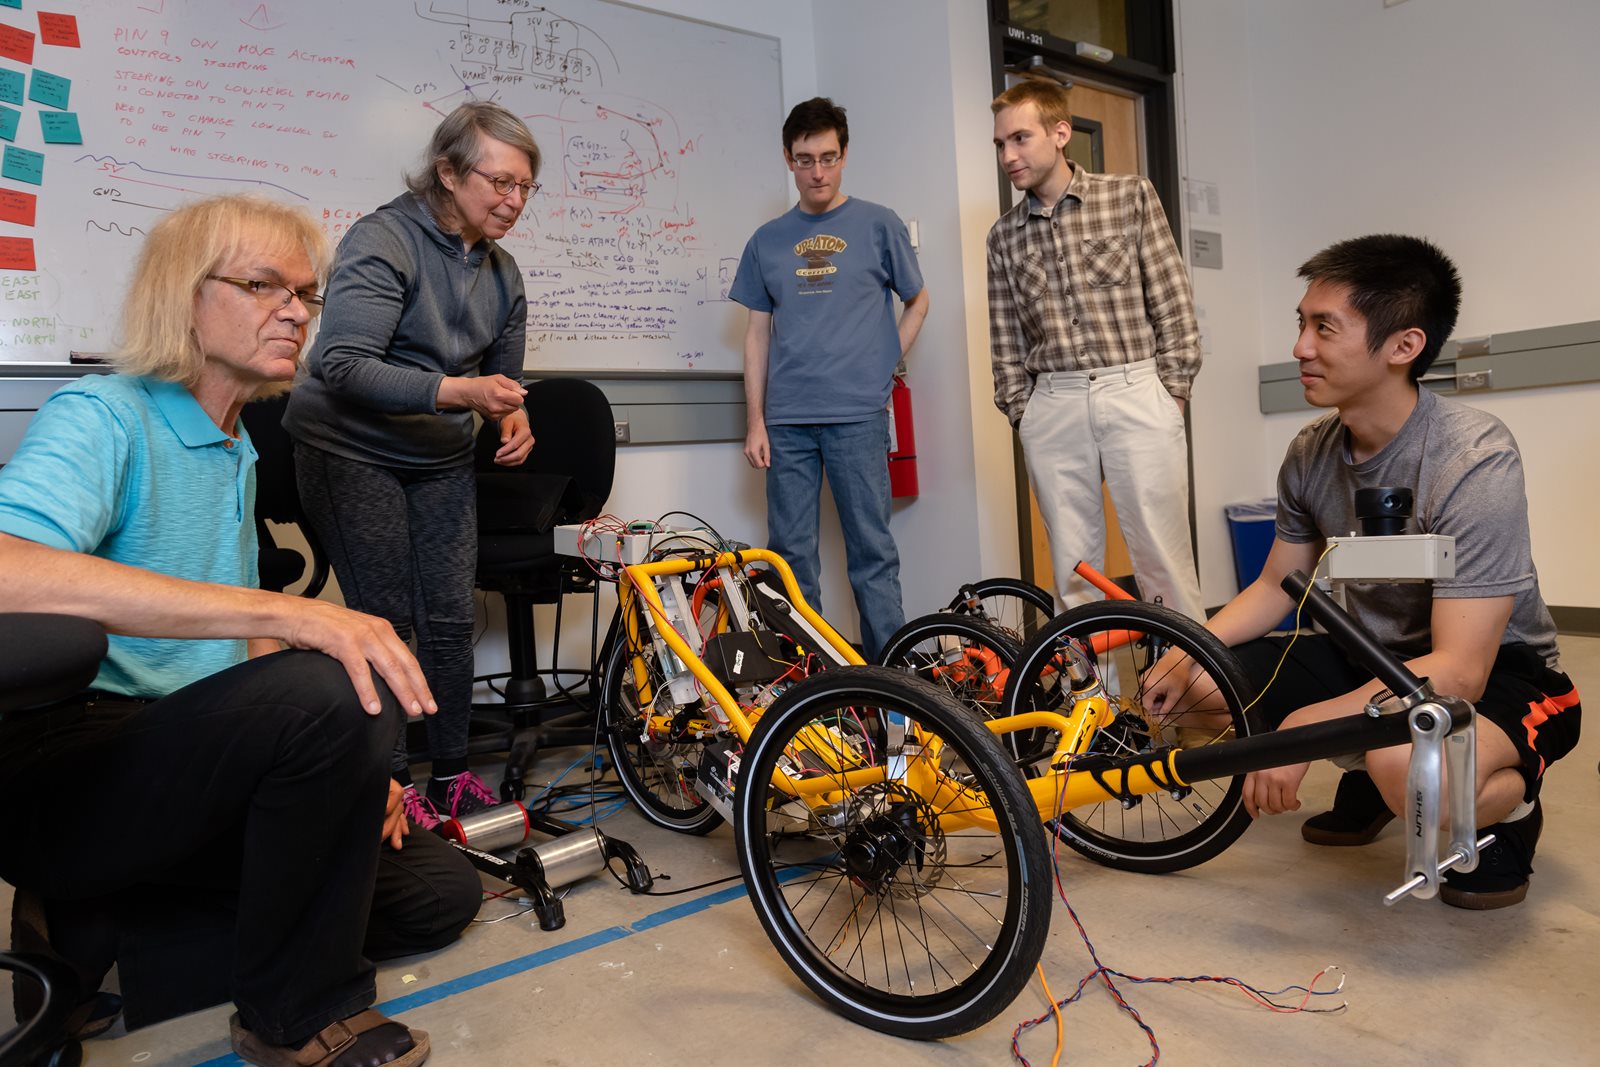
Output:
[38,13,81,48]
[0,24,34,65]
[0,186,35,226]
[0,235,36,270]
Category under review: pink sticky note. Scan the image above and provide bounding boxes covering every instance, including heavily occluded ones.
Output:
[38,13,81,48]
[0,24,36,65]
[0,235,37,271]
[0,187,36,226]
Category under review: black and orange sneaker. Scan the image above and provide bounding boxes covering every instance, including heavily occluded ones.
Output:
[1440,799,1542,911]
[1301,770,1395,846]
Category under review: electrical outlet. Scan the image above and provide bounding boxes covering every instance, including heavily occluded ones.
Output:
[1457,370,1490,391]
[613,420,630,443]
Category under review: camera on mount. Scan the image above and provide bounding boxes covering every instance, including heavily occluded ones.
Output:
[1320,486,1454,584]
[1355,486,1413,537]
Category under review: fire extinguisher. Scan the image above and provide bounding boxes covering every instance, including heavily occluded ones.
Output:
[887,374,918,498]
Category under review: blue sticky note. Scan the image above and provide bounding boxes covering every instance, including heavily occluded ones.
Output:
[2,144,43,185]
[0,106,17,143]
[27,69,70,111]
[39,109,80,144]
[0,68,22,106]
[0,0,20,10]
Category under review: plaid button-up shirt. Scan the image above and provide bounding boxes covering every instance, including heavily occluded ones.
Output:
[986,162,1201,426]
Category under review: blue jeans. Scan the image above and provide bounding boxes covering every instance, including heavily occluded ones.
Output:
[765,413,904,658]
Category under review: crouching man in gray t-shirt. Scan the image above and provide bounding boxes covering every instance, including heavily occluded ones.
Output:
[1147,234,1580,909]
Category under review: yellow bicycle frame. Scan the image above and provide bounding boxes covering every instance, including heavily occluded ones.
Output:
[616,547,1190,829]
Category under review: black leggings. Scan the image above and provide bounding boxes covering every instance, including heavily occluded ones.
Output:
[295,443,477,771]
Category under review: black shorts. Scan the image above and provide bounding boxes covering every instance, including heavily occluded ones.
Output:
[1234,636,1582,800]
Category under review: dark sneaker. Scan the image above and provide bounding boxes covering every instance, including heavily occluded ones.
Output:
[1440,799,1542,910]
[400,784,442,831]
[1301,770,1396,846]
[428,770,500,820]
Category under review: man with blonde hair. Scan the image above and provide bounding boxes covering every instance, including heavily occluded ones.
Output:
[0,194,463,1065]
[987,77,1204,619]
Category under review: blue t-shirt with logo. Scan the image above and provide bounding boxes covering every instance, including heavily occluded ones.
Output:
[729,197,922,425]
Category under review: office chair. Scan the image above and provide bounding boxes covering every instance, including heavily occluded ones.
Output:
[1,613,109,1067]
[467,377,617,799]
[240,394,330,598]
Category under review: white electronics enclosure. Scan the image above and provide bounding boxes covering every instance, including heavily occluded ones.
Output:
[1320,534,1456,584]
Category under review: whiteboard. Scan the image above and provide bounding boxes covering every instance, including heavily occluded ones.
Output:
[0,0,785,373]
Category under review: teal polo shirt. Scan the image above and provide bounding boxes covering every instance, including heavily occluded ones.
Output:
[0,374,258,697]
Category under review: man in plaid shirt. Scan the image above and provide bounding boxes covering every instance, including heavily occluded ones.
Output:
[987,78,1204,619]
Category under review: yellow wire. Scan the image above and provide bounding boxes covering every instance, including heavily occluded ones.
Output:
[1236,541,1338,718]
[1036,963,1064,1067]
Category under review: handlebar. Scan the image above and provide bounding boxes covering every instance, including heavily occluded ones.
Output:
[1280,570,1428,702]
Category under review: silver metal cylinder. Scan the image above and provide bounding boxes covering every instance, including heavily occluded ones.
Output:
[528,828,609,887]
[447,805,531,853]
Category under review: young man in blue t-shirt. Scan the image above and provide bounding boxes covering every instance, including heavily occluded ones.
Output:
[730,97,930,658]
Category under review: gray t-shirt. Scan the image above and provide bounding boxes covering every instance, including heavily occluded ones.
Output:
[1277,387,1559,668]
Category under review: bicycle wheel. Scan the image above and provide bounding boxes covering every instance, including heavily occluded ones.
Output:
[876,612,1020,720]
[601,607,724,835]
[946,577,1055,644]
[735,666,1052,1039]
[1001,600,1254,874]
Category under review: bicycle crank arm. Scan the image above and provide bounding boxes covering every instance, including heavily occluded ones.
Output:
[1386,695,1482,904]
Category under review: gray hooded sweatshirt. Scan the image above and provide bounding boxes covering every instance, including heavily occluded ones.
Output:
[284,192,527,469]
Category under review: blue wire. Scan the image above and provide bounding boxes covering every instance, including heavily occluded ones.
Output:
[523,751,595,809]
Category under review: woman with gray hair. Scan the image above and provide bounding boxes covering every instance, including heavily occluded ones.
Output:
[285,101,541,826]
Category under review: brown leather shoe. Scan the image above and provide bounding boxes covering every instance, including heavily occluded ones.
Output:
[231,1009,430,1067]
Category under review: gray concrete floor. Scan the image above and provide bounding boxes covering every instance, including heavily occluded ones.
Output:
[24,636,1599,1065]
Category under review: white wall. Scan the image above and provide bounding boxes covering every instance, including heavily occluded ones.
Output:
[809,0,1021,623]
[539,0,1016,666]
[519,0,1600,687]
[1172,0,1273,607]
[511,0,1017,677]
[1178,0,1600,608]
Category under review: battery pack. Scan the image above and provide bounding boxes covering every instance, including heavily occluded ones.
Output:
[703,629,792,687]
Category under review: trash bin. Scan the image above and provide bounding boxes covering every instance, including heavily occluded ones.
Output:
[1224,498,1297,631]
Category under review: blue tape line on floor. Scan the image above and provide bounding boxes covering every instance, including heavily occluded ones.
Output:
[187,882,753,1067]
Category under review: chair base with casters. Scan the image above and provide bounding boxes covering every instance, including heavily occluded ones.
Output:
[453,377,619,801]
[467,567,610,801]
[0,614,110,1067]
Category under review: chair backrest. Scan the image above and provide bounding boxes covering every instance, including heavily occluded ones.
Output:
[475,377,616,532]
[240,394,329,597]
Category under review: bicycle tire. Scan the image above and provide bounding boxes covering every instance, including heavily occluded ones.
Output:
[601,608,724,836]
[946,576,1056,644]
[1001,600,1254,874]
[877,612,1021,718]
[734,666,1052,1039]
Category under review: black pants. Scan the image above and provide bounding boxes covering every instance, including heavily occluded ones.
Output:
[1234,636,1582,800]
[0,650,474,1044]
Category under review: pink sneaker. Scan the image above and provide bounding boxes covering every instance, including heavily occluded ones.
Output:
[427,770,500,819]
[400,784,442,830]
